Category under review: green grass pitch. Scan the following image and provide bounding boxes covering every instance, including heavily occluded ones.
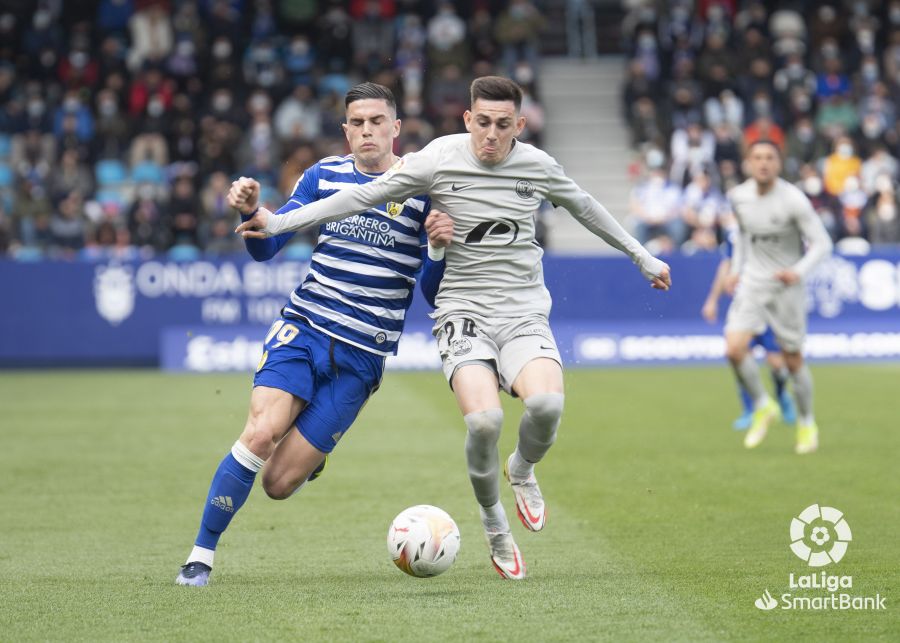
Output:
[1,365,897,641]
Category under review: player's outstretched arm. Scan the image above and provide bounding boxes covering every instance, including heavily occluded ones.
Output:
[545,160,670,289]
[236,152,435,239]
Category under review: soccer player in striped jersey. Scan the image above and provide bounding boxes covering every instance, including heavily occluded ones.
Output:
[176,83,452,586]
[237,76,670,579]
[702,227,797,431]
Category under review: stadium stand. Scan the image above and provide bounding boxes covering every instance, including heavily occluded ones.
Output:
[0,0,546,260]
[621,0,900,254]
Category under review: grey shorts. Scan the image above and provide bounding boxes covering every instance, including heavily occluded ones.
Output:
[434,315,562,394]
[725,282,807,352]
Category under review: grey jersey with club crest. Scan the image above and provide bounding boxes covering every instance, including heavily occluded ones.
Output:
[727,177,833,289]
[264,133,666,321]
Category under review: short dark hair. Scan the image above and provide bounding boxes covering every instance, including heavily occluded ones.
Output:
[344,82,397,114]
[470,76,522,111]
[746,139,782,157]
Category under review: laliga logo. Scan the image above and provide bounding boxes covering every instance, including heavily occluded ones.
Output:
[789,504,852,567]
[94,264,135,326]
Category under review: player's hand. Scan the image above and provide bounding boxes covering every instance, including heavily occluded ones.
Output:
[650,263,671,291]
[724,274,740,295]
[774,269,800,285]
[234,207,272,239]
[425,209,454,248]
[227,177,261,214]
[701,298,718,324]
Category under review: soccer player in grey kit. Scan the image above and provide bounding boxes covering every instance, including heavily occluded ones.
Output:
[237,76,671,579]
[724,140,832,454]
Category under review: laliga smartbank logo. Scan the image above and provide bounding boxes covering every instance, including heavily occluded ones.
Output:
[754,504,886,612]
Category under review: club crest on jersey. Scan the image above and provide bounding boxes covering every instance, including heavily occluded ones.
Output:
[386,202,403,218]
[515,179,535,199]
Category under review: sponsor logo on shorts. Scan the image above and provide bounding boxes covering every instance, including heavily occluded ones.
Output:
[450,337,472,356]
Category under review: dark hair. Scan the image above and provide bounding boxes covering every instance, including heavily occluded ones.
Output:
[344,82,396,114]
[470,76,522,111]
[746,139,782,157]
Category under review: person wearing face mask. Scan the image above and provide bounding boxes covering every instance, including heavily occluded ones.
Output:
[785,117,825,178]
[865,173,900,242]
[800,168,845,241]
[821,136,862,196]
[861,144,899,194]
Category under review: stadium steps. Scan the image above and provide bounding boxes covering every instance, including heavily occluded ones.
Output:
[541,55,634,255]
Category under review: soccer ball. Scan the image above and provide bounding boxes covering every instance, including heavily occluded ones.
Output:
[387,505,461,578]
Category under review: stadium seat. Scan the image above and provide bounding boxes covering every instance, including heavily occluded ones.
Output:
[131,161,166,185]
[95,159,128,186]
[0,163,13,188]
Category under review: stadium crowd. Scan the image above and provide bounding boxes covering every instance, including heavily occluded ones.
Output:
[621,0,900,254]
[0,0,547,260]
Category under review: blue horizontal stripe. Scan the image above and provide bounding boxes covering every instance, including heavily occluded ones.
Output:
[317,244,419,279]
[285,307,400,354]
[309,260,415,291]
[294,288,406,333]
[304,274,412,310]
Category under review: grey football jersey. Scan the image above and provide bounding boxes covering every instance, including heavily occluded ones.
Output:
[728,178,833,288]
[265,134,665,319]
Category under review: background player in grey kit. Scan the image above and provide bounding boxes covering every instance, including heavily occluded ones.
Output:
[236,76,671,579]
[724,140,832,454]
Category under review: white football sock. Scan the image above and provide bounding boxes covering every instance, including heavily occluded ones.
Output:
[186,545,215,568]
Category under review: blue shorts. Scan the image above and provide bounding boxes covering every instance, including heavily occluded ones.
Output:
[253,317,385,454]
[749,326,780,353]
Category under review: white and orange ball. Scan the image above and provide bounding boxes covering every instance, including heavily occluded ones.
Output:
[387,505,461,578]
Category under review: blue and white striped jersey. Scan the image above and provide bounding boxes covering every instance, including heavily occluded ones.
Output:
[244,155,434,356]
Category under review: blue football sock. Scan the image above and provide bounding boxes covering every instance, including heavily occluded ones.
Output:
[195,443,263,550]
[738,384,753,414]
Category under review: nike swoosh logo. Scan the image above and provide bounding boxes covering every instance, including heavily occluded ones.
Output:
[540,344,555,350]
[450,183,472,192]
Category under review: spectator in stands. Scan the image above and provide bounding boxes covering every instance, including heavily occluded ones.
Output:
[495,0,544,76]
[352,1,395,75]
[785,116,827,179]
[670,120,716,187]
[51,149,94,202]
[49,191,87,257]
[164,175,201,249]
[427,1,468,70]
[821,136,862,197]
[274,84,321,141]
[743,115,784,151]
[680,170,727,253]
[668,59,704,130]
[565,0,597,59]
[629,149,684,252]
[128,184,165,251]
[861,145,899,195]
[127,1,173,72]
[838,175,868,239]
[866,173,900,243]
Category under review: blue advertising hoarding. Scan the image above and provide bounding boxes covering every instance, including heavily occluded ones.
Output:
[1,252,898,369]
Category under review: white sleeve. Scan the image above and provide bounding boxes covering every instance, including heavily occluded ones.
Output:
[545,155,667,281]
[263,147,437,237]
[791,189,833,278]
